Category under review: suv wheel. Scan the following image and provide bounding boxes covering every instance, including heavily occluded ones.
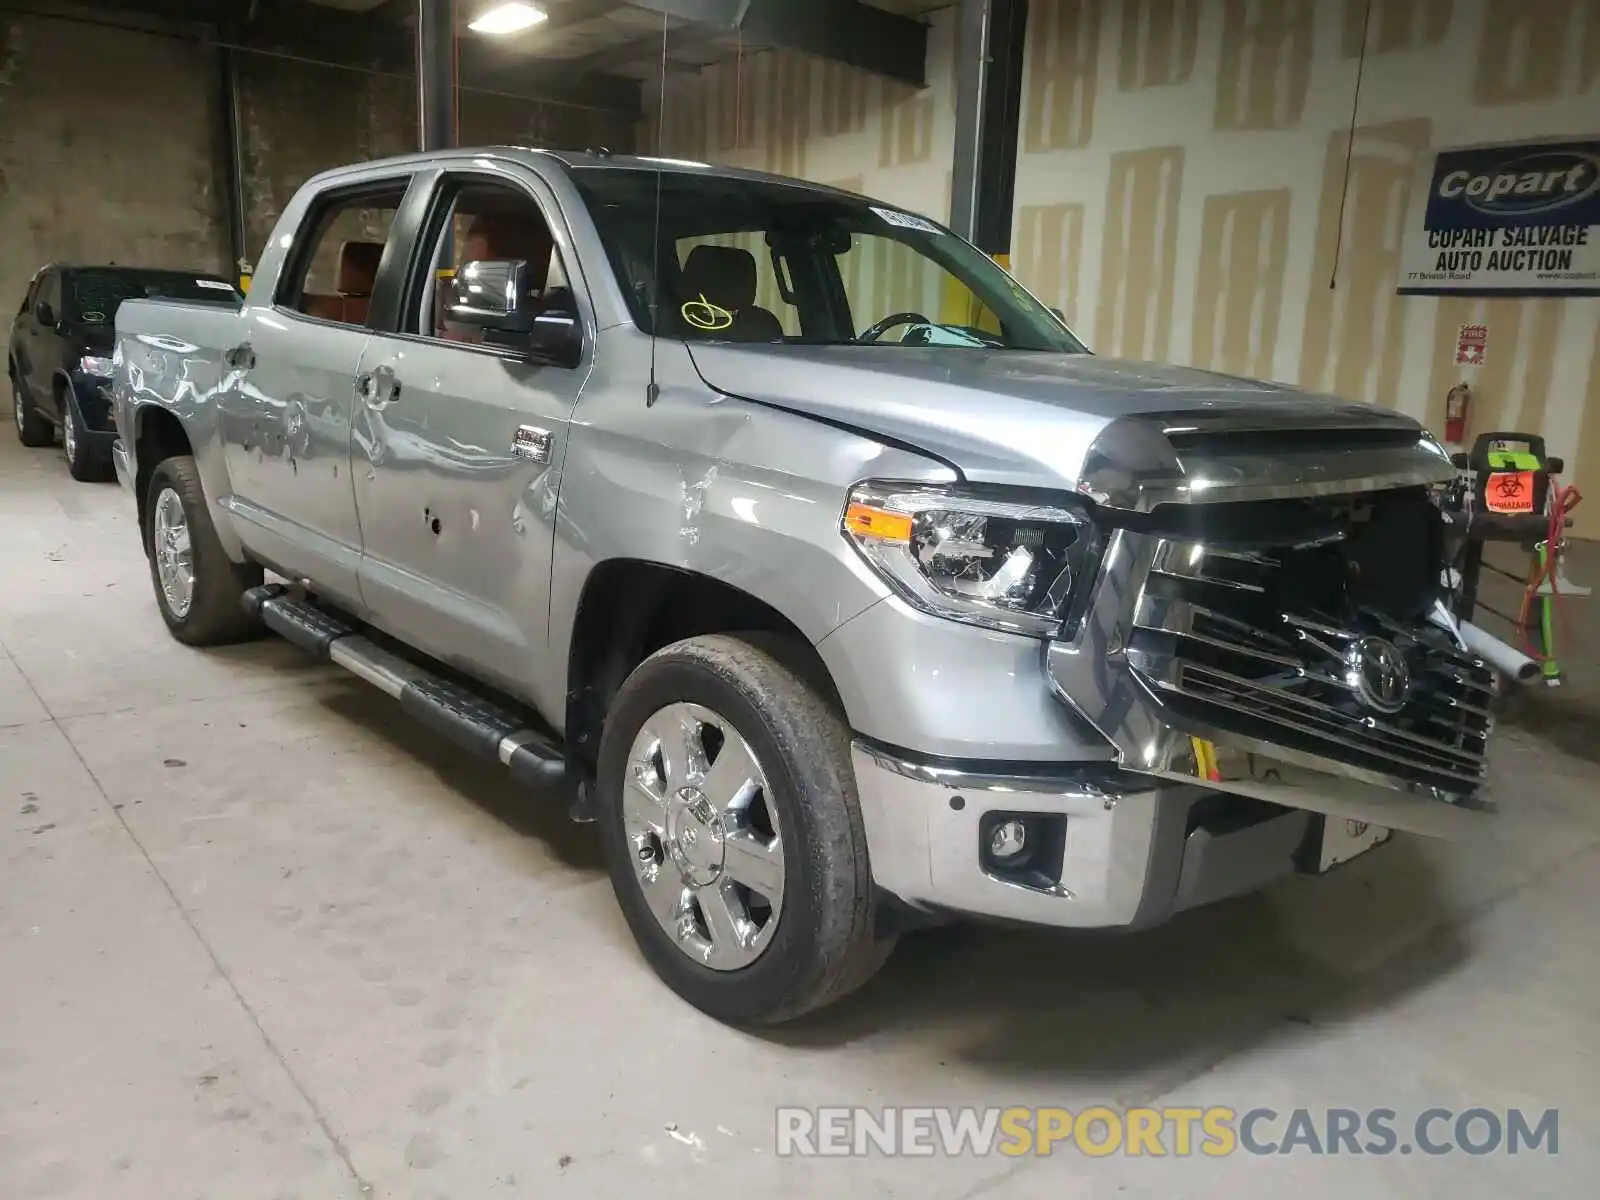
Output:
[143,455,263,645]
[60,394,106,481]
[597,634,891,1024]
[12,373,53,448]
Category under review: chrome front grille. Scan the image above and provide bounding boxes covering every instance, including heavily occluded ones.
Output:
[1126,538,1494,796]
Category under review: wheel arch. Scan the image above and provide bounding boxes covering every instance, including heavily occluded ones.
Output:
[564,559,844,774]
[132,406,195,548]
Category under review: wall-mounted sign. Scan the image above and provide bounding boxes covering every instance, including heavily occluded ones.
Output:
[1455,322,1488,367]
[1399,137,1600,297]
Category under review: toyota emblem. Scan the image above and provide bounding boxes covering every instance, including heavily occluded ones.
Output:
[1344,636,1411,715]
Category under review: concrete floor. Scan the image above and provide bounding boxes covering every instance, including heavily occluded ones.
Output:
[2,431,1598,1200]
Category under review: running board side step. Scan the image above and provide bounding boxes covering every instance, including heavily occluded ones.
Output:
[243,585,586,814]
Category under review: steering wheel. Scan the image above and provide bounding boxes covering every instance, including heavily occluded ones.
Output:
[859,311,932,344]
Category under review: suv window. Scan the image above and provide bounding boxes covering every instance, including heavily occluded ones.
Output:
[37,272,61,321]
[406,176,573,349]
[277,181,408,327]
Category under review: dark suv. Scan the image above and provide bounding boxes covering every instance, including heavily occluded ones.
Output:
[9,264,240,479]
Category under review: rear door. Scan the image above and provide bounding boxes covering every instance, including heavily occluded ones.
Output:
[350,160,593,700]
[219,175,417,608]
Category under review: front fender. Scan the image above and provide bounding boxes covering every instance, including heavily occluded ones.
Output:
[539,337,956,724]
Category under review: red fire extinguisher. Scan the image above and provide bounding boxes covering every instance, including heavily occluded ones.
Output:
[1445,382,1472,445]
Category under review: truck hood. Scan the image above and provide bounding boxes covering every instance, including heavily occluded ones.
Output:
[686,344,1448,507]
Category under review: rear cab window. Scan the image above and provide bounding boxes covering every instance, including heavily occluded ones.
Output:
[276,180,410,328]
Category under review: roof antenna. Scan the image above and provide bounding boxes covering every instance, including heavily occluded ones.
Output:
[646,10,669,408]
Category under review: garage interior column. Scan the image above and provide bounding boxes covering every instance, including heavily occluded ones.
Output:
[416,0,456,152]
[949,0,1028,266]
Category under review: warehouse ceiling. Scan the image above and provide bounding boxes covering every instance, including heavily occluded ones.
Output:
[3,0,942,113]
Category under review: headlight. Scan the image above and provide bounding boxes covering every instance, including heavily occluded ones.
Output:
[79,355,114,378]
[842,481,1100,636]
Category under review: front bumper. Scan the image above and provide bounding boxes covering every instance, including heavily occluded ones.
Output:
[852,741,1313,928]
[846,517,1497,928]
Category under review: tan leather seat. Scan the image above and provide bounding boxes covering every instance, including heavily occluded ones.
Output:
[463,213,554,289]
[302,240,383,324]
[440,212,557,341]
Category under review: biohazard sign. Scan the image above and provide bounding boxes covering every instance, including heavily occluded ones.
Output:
[1455,323,1488,367]
[1485,471,1536,513]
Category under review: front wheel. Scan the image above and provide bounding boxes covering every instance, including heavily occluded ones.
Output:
[142,455,262,645]
[61,393,109,482]
[597,634,892,1025]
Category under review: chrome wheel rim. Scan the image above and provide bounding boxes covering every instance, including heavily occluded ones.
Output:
[12,386,22,434]
[152,487,195,619]
[62,409,77,462]
[624,702,785,971]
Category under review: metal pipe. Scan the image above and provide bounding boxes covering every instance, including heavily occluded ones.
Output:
[1459,620,1541,684]
[218,45,251,282]
[948,0,990,243]
[416,0,455,151]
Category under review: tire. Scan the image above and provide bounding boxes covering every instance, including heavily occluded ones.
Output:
[597,633,892,1025]
[142,455,263,646]
[60,390,110,482]
[11,370,53,448]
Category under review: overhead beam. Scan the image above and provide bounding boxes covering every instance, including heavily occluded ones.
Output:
[535,0,632,32]
[626,0,928,86]
[552,23,728,74]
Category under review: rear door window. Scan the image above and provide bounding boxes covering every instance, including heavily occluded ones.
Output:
[277,180,410,328]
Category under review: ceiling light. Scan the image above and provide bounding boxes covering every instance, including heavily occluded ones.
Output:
[468,2,547,35]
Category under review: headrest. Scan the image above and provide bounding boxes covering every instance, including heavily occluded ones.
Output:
[681,244,757,310]
[462,213,555,290]
[336,241,384,296]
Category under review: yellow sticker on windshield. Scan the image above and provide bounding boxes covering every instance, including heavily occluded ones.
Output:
[682,294,733,332]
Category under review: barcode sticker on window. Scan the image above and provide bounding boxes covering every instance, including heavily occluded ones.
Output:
[871,206,942,235]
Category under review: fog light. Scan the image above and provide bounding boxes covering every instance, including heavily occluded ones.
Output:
[988,819,1029,861]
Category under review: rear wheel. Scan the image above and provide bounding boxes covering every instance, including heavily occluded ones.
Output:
[143,455,262,645]
[597,634,891,1024]
[12,372,53,448]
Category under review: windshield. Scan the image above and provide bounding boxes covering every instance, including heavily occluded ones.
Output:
[570,167,1086,353]
[67,270,240,325]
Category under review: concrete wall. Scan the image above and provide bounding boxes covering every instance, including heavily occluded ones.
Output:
[0,11,637,309]
[652,0,1600,533]
[0,15,228,310]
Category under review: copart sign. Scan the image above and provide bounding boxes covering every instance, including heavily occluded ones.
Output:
[1399,138,1600,297]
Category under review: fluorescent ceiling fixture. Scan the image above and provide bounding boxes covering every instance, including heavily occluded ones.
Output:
[468,2,547,35]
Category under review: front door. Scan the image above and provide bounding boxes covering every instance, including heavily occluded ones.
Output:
[351,165,591,701]
[217,177,413,607]
[24,270,66,408]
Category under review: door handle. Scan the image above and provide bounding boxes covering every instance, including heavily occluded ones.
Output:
[357,368,401,407]
[224,342,255,370]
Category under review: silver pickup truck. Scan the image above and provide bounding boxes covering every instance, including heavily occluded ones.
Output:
[112,148,1495,1024]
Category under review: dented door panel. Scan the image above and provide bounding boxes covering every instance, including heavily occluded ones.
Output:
[349,335,587,698]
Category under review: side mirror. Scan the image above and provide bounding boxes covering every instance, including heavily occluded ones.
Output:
[36,301,56,326]
[445,259,537,334]
[527,309,583,368]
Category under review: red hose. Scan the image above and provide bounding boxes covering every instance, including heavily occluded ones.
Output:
[1515,481,1582,661]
